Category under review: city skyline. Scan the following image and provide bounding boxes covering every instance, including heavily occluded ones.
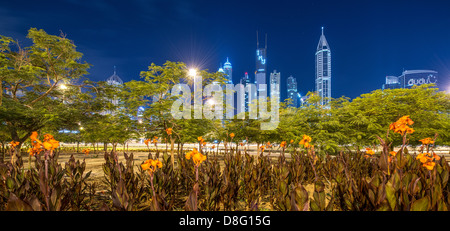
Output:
[1,0,449,101]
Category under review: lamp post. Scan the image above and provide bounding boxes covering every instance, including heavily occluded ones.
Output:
[189,68,202,119]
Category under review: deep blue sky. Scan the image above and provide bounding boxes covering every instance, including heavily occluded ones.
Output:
[1,0,449,100]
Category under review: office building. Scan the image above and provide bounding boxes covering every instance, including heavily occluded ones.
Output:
[287,75,298,107]
[315,27,331,107]
[382,70,438,89]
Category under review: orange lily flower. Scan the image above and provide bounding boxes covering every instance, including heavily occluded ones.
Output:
[365,148,375,155]
[423,161,436,171]
[299,135,312,148]
[419,138,434,145]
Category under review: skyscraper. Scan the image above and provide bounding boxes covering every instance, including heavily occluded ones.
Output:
[270,70,280,97]
[223,57,233,84]
[255,31,267,95]
[218,58,233,84]
[315,27,331,107]
[240,72,251,112]
[382,70,438,89]
[287,75,298,107]
[103,66,123,115]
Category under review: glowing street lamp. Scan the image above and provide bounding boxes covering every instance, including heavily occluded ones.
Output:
[206,98,216,106]
[59,83,68,90]
[188,68,197,77]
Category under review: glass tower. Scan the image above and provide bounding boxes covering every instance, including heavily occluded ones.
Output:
[255,32,267,97]
[315,27,331,107]
[270,70,280,98]
[287,75,298,107]
[223,57,233,84]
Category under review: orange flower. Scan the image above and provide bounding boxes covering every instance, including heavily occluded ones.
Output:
[82,149,90,155]
[416,153,432,163]
[166,128,172,135]
[141,159,162,174]
[229,133,235,139]
[192,152,207,166]
[290,139,294,143]
[28,147,42,156]
[299,135,312,148]
[390,116,414,135]
[211,145,215,149]
[419,138,434,145]
[280,141,287,148]
[197,136,203,142]
[423,161,436,171]
[43,134,54,141]
[365,148,375,155]
[433,152,441,161]
[389,151,397,157]
[186,148,198,160]
[144,139,150,146]
[43,142,53,150]
[397,115,414,126]
[260,145,265,152]
[43,139,59,150]
[185,148,206,166]
[30,131,39,141]
[9,141,19,148]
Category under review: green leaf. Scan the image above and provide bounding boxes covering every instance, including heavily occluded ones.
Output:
[411,196,430,211]
[385,182,396,211]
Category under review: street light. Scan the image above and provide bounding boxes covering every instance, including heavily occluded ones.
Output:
[188,68,197,77]
[59,83,68,90]
[206,98,216,105]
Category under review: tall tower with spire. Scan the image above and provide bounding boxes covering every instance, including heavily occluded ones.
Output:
[223,57,233,84]
[315,27,331,107]
[255,31,267,95]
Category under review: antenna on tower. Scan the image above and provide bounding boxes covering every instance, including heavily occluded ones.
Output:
[265,33,267,49]
[321,26,324,35]
[113,65,116,75]
[256,30,259,48]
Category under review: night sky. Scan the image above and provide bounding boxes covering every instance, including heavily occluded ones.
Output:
[1,0,449,100]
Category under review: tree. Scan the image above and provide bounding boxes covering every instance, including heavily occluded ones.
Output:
[338,84,450,147]
[0,28,90,147]
[120,61,226,166]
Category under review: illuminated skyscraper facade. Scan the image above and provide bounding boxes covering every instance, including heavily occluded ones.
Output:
[240,72,251,112]
[315,27,331,107]
[270,70,280,97]
[223,57,233,84]
[382,70,438,90]
[287,75,298,107]
[255,32,267,95]
[218,58,233,84]
[103,66,123,115]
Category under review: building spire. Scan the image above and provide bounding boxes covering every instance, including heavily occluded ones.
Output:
[265,33,267,49]
[256,30,259,48]
[113,65,116,75]
[321,26,324,35]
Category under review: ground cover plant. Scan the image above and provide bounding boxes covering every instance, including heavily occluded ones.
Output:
[0,116,449,211]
